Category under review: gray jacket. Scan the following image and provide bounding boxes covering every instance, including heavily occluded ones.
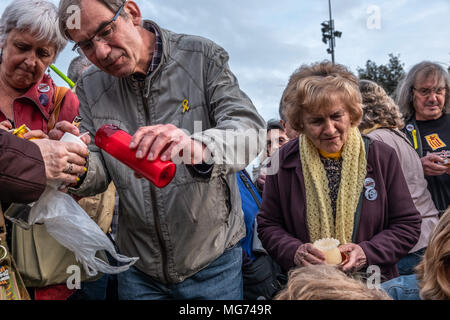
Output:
[70,21,266,284]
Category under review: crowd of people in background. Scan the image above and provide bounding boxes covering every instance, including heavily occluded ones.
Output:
[0,0,449,301]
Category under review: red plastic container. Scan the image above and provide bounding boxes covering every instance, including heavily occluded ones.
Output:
[95,124,176,188]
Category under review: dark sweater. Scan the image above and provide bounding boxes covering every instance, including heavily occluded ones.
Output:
[257,137,421,281]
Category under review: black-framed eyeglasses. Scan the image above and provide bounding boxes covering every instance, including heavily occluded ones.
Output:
[72,0,127,53]
[413,86,446,97]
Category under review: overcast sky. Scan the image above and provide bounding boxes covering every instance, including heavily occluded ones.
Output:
[1,0,449,122]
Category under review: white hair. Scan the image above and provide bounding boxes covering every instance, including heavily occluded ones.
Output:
[0,0,67,60]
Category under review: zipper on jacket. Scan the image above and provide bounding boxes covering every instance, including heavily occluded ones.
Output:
[139,81,170,283]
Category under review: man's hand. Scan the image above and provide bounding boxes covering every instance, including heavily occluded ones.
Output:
[338,243,367,273]
[48,120,91,145]
[421,153,449,176]
[33,139,89,185]
[129,124,209,165]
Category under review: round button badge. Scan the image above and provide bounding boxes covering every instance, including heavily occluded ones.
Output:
[365,188,378,201]
[38,84,50,93]
[363,177,376,190]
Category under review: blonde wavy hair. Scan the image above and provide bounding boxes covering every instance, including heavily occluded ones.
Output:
[416,208,450,300]
[274,265,391,300]
[358,80,405,132]
[283,61,363,133]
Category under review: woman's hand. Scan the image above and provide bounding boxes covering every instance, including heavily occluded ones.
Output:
[294,243,326,267]
[0,120,13,131]
[338,243,367,273]
[32,138,89,185]
[48,120,91,145]
[24,129,48,140]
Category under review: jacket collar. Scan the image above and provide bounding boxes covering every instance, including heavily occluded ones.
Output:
[279,137,301,169]
[14,74,56,119]
[128,20,166,98]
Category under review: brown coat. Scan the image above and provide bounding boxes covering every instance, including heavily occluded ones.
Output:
[0,131,46,204]
[0,131,46,242]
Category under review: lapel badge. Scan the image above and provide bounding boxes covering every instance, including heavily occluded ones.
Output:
[365,188,378,201]
[363,177,375,190]
[38,84,50,93]
[182,99,190,113]
[39,94,49,106]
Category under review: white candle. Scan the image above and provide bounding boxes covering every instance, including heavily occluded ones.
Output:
[313,238,343,265]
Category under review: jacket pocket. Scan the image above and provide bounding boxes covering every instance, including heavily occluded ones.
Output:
[218,176,232,223]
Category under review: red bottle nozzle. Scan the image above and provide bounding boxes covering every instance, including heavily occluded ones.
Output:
[95,124,176,188]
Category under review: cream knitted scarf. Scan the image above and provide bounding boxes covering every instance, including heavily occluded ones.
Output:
[300,126,367,245]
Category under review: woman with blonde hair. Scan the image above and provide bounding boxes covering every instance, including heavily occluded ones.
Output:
[257,61,421,281]
[275,265,391,300]
[382,207,450,300]
[359,80,440,276]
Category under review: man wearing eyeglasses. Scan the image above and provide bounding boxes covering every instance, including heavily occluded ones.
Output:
[54,0,265,300]
[396,61,450,219]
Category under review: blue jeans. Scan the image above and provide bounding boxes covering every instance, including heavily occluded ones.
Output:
[381,274,421,300]
[397,247,426,275]
[117,244,243,300]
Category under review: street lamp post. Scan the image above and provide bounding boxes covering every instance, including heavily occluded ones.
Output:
[321,0,342,64]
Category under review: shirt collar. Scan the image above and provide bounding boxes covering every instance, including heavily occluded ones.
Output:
[131,21,162,81]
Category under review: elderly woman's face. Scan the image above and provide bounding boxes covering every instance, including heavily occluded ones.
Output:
[0,29,55,90]
[301,100,352,153]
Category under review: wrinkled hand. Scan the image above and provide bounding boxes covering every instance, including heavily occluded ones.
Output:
[32,139,89,185]
[338,243,367,273]
[129,124,210,165]
[421,153,448,176]
[23,129,48,140]
[48,120,91,145]
[0,120,12,131]
[294,243,326,267]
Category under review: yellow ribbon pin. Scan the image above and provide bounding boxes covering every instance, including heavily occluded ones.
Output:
[412,129,418,150]
[182,99,190,113]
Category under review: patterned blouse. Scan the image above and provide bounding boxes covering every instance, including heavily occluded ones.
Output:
[321,157,343,220]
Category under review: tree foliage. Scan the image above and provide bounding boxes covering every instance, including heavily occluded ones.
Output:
[357,53,405,96]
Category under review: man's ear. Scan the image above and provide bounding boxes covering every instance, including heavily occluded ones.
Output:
[123,1,142,26]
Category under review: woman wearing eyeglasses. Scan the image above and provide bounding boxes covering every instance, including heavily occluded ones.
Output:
[396,61,450,217]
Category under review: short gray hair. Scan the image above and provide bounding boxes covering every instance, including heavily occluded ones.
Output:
[395,61,450,121]
[67,54,92,83]
[0,0,67,59]
[58,0,128,40]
